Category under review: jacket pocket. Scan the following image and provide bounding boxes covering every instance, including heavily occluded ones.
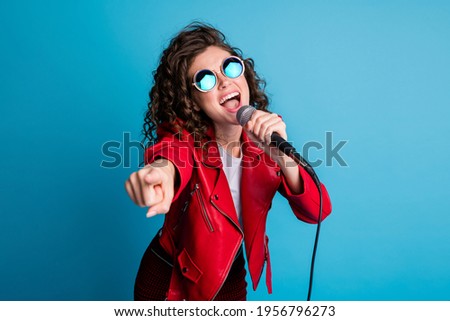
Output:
[193,183,214,232]
[177,248,203,283]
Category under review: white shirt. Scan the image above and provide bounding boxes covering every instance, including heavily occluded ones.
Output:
[217,144,243,227]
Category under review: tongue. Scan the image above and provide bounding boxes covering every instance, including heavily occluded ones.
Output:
[222,98,239,110]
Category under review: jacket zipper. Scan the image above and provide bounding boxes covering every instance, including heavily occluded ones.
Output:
[173,193,192,231]
[254,232,270,291]
[194,183,214,232]
[210,200,244,235]
[209,201,244,300]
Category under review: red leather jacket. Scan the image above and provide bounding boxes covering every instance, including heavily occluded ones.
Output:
[144,122,332,300]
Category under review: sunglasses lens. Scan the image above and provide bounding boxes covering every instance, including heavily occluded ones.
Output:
[223,57,244,79]
[194,70,216,91]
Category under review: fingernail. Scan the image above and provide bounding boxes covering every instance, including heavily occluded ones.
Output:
[146,210,157,217]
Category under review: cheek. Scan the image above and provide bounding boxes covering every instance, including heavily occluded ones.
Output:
[239,79,251,101]
[192,91,214,112]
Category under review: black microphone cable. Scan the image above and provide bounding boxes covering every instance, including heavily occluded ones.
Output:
[280,146,323,301]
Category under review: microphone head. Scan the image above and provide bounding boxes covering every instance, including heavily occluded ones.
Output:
[236,105,256,126]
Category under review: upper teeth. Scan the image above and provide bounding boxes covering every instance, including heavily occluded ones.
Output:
[220,92,239,104]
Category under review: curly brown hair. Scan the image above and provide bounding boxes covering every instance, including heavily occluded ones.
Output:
[142,21,269,147]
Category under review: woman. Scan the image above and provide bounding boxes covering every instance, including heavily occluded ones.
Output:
[125,22,332,301]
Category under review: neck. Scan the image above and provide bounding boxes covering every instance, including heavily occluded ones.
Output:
[214,124,242,158]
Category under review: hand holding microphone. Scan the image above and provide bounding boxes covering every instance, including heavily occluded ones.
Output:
[236,105,320,188]
[239,108,288,146]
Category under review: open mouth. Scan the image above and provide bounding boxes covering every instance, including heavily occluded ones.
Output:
[219,92,241,110]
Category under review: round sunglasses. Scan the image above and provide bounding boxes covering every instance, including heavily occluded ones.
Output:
[192,56,245,92]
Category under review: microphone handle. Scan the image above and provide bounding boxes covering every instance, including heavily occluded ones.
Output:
[270,133,321,189]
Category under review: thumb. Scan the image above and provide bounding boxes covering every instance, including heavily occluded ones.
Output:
[146,185,171,217]
[144,169,162,186]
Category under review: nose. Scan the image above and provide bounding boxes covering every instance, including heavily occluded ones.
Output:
[216,72,231,89]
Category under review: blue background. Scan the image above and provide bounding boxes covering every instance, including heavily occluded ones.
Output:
[1,0,449,300]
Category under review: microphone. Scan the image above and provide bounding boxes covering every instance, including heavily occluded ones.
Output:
[236,105,320,188]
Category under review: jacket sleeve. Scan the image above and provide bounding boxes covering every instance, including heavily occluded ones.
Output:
[144,134,194,202]
[278,165,332,223]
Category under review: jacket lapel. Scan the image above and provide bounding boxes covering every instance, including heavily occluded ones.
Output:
[240,132,281,286]
[197,138,242,231]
